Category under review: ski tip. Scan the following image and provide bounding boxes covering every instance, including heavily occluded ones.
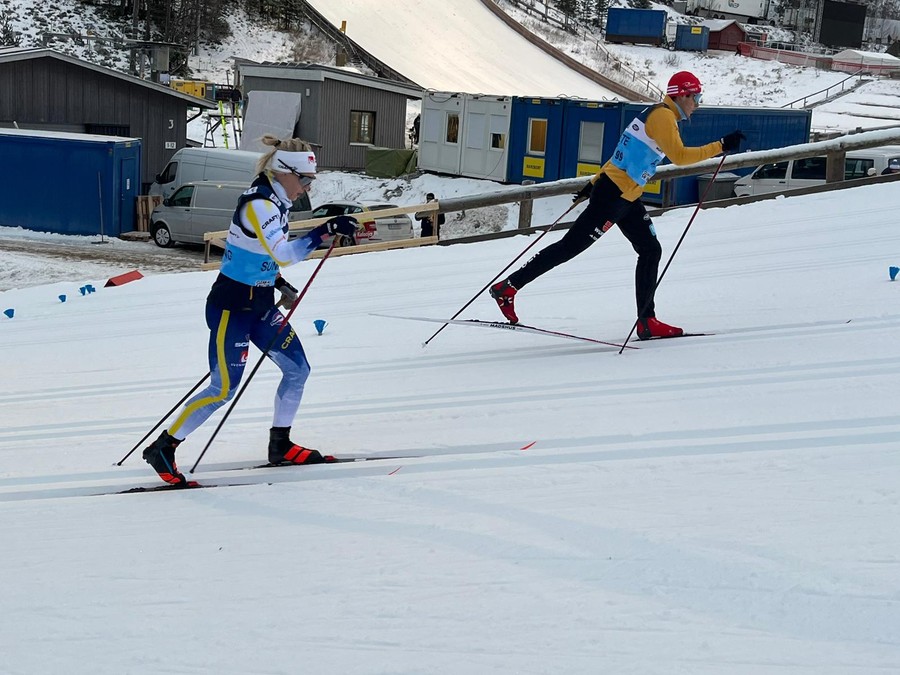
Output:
[520,441,537,451]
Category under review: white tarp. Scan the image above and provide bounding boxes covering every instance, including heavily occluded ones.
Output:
[832,49,900,66]
[240,91,303,152]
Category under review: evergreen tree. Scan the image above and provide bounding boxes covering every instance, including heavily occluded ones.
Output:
[557,0,578,20]
[592,0,609,27]
[0,10,20,46]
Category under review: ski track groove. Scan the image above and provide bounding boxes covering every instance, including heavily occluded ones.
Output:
[4,315,897,406]
[0,426,897,502]
[3,310,897,502]
[3,348,900,444]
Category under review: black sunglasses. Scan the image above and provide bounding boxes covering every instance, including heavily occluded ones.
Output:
[276,159,315,187]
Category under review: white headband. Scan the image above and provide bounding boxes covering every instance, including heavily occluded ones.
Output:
[271,149,317,175]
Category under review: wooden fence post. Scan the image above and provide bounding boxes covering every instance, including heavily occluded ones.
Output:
[518,180,535,230]
[826,150,846,183]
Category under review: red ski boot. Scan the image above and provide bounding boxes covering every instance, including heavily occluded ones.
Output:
[489,279,519,324]
[636,317,684,340]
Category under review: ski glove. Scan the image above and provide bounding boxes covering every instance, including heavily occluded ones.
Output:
[721,130,746,154]
[275,276,299,310]
[573,180,593,203]
[312,215,359,239]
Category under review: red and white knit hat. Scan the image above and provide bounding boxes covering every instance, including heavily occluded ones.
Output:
[666,71,702,98]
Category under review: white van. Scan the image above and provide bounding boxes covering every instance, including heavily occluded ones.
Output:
[150,181,313,248]
[150,182,247,247]
[149,148,264,199]
[733,146,900,197]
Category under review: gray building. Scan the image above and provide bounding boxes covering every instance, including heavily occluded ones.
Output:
[238,62,422,171]
[0,47,216,190]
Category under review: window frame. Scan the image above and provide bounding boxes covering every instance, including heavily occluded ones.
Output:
[169,185,195,207]
[445,112,460,144]
[349,110,376,145]
[527,118,548,156]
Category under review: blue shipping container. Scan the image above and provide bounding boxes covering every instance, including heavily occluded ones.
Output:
[506,97,566,184]
[606,8,667,45]
[675,24,709,52]
[0,129,141,236]
[619,103,812,206]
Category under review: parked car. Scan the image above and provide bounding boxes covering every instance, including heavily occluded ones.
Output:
[733,146,900,198]
[309,201,413,243]
[150,181,312,248]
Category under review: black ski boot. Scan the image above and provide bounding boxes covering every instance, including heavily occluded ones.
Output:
[142,431,187,486]
[268,426,328,465]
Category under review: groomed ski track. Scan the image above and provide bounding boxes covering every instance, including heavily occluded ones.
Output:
[4,183,900,672]
[301,0,620,98]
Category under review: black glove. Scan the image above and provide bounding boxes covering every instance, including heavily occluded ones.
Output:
[721,130,745,154]
[311,215,359,241]
[274,276,299,310]
[573,181,593,203]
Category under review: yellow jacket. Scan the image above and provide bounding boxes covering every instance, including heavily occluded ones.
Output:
[594,97,723,202]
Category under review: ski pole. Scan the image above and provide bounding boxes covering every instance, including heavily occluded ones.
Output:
[619,154,728,353]
[423,199,581,346]
[189,237,339,473]
[116,372,210,465]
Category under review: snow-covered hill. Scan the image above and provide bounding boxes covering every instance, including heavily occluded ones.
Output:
[0,0,882,108]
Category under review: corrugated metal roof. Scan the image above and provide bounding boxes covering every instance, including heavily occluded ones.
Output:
[0,47,217,109]
[240,61,423,98]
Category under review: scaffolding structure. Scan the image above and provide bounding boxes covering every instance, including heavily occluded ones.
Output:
[203,101,243,148]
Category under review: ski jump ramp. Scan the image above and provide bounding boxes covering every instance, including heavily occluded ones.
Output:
[304,0,619,99]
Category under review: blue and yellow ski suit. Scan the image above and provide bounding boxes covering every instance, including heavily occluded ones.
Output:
[167,173,325,441]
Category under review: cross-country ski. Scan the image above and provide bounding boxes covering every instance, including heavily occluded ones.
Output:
[372,313,638,349]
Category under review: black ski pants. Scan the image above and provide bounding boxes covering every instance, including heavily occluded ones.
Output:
[507,174,662,320]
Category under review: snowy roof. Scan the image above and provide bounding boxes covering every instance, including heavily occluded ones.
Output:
[0,47,217,108]
[239,61,423,98]
[700,19,740,31]
[832,49,900,64]
[0,127,140,143]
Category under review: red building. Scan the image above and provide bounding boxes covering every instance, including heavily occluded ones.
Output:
[702,19,750,52]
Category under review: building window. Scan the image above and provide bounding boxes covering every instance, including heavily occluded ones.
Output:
[446,113,459,144]
[490,114,506,150]
[528,118,547,155]
[578,121,604,164]
[350,111,375,144]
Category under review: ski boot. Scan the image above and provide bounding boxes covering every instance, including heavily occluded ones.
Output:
[636,317,684,340]
[142,430,188,486]
[268,427,329,465]
[489,279,519,324]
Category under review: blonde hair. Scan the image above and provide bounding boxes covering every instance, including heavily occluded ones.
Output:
[255,134,313,174]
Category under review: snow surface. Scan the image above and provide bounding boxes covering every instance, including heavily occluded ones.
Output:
[302,0,619,98]
[3,5,900,670]
[3,175,900,673]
